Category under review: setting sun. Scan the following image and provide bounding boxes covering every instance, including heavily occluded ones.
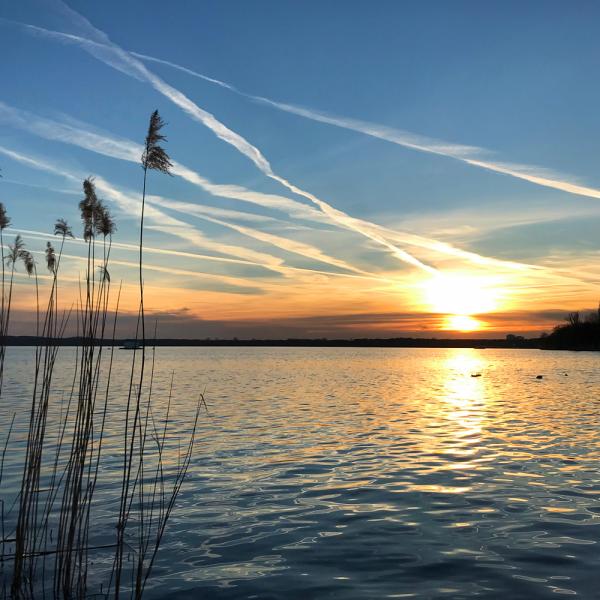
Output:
[421,273,500,316]
[419,272,501,332]
[444,314,484,332]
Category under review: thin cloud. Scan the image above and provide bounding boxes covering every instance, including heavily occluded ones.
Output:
[0,145,390,284]
[36,249,266,295]
[132,50,600,201]
[145,195,373,276]
[0,144,282,271]
[0,99,530,273]
[6,14,437,274]
[0,99,328,224]
[0,137,371,276]
[12,227,386,284]
[11,227,270,268]
[91,175,287,267]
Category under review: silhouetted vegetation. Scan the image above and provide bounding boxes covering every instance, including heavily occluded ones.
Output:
[0,110,201,599]
[542,306,600,350]
[0,335,544,348]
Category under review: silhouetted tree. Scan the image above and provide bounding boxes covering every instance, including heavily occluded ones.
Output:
[544,304,600,350]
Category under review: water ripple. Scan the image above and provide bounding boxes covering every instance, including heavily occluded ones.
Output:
[1,347,599,598]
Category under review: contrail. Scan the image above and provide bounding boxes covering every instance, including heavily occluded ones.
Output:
[132,52,600,201]
[94,176,393,282]
[0,145,389,283]
[144,195,372,277]
[0,100,514,271]
[0,100,376,276]
[11,227,272,268]
[0,100,328,224]
[6,12,437,275]
[32,249,267,294]
[12,227,388,284]
[0,145,284,270]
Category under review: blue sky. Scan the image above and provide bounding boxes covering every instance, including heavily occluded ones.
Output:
[0,0,599,337]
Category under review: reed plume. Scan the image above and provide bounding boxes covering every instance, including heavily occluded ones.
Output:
[54,218,73,240]
[141,110,173,175]
[2,117,199,599]
[79,178,98,242]
[45,242,56,274]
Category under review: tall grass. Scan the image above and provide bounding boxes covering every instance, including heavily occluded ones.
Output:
[0,110,201,599]
[0,203,11,397]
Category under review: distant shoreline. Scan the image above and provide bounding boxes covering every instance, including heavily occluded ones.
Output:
[0,335,544,349]
[2,335,598,350]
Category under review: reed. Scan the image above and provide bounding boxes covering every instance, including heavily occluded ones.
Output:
[111,110,177,600]
[0,202,11,397]
[0,110,201,599]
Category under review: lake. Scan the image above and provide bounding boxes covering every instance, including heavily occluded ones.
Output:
[1,347,599,598]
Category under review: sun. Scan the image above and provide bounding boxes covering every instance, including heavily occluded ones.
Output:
[421,272,498,315]
[420,272,502,332]
[445,315,482,332]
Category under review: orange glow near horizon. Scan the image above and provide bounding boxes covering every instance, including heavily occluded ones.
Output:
[4,255,597,337]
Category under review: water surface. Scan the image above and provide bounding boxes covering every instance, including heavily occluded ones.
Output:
[1,347,599,598]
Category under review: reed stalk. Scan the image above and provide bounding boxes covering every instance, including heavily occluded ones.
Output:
[1,113,200,598]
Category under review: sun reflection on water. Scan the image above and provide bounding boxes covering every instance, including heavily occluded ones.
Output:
[428,349,490,468]
[441,350,486,409]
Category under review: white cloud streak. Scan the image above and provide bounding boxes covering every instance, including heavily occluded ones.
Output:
[0,100,328,224]
[0,101,375,276]
[34,249,266,293]
[1,12,546,276]
[0,144,280,271]
[145,195,372,276]
[0,144,390,284]
[132,51,600,201]
[6,14,437,274]
[0,94,532,275]
[11,227,268,268]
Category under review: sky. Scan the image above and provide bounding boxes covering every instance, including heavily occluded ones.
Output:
[0,0,599,338]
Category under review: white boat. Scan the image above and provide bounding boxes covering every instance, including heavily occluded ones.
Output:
[119,340,143,350]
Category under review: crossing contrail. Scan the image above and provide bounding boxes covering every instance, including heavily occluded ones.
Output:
[6,10,437,274]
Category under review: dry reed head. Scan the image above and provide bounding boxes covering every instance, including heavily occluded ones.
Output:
[79,178,98,241]
[54,218,74,239]
[0,202,10,230]
[21,250,35,276]
[94,200,116,238]
[5,234,34,274]
[79,180,117,240]
[6,234,25,267]
[142,110,173,175]
[46,241,56,273]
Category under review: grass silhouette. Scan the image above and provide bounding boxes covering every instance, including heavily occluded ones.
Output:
[0,111,201,599]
